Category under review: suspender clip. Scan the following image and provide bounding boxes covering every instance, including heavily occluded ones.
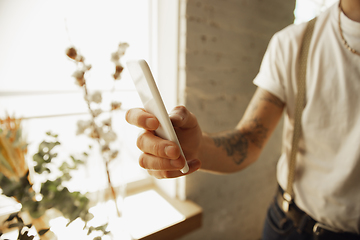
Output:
[282,192,293,213]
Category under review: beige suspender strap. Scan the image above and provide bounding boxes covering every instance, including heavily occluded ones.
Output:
[283,17,317,210]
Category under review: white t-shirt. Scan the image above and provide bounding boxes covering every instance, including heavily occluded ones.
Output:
[253,2,360,233]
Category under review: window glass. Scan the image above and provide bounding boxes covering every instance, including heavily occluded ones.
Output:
[0,0,153,193]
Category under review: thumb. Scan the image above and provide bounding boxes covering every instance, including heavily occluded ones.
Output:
[169,106,198,129]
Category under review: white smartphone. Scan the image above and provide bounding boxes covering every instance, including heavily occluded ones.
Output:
[126,59,189,174]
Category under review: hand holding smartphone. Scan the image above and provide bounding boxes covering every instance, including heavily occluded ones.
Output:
[126,59,189,174]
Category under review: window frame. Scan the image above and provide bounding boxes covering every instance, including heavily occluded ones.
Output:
[1,1,201,238]
[0,0,186,208]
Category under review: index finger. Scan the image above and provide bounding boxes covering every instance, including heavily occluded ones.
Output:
[125,108,159,130]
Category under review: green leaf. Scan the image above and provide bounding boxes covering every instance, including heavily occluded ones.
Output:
[87,226,94,235]
[82,212,94,222]
[61,172,71,181]
[33,152,51,174]
[0,177,21,197]
[4,212,19,222]
[15,213,24,223]
[46,132,58,138]
[94,223,108,231]
[8,222,24,229]
[70,156,85,168]
[59,162,70,171]
[33,153,44,164]
[28,209,44,219]
[38,141,60,154]
[38,228,50,236]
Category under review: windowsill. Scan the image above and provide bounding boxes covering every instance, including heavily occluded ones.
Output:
[0,184,202,240]
[126,184,202,240]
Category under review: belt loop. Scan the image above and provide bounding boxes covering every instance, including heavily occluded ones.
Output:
[313,223,326,240]
[313,223,340,240]
[313,223,323,236]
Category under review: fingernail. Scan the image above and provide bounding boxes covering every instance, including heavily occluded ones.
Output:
[171,159,185,168]
[146,118,157,129]
[169,112,183,121]
[165,146,177,158]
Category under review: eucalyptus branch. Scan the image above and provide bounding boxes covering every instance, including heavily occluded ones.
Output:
[0,131,110,240]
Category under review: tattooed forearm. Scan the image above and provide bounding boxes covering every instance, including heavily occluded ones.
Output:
[212,118,269,165]
[212,131,248,165]
[245,118,268,148]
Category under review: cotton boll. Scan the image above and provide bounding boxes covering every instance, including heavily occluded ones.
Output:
[91,91,102,104]
[92,109,102,117]
[76,120,91,135]
[102,130,117,144]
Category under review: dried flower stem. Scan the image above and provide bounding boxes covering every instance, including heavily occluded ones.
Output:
[82,78,121,217]
[66,45,125,217]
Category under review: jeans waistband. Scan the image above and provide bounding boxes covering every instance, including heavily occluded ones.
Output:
[276,185,360,240]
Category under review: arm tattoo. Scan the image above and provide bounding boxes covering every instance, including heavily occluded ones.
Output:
[212,118,268,165]
[246,118,268,148]
[212,131,248,165]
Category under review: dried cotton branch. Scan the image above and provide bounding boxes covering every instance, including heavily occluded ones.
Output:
[65,42,129,217]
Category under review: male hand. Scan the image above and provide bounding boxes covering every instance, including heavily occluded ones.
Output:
[125,106,202,178]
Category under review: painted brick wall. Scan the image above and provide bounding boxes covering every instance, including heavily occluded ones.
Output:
[180,0,296,239]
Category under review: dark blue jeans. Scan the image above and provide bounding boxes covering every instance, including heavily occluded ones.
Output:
[261,198,314,240]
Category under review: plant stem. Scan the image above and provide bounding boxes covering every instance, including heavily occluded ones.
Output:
[105,161,121,217]
[83,81,121,217]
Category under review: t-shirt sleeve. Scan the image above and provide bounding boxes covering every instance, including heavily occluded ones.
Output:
[253,33,286,103]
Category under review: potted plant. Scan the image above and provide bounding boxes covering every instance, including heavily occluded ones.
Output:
[0,118,109,240]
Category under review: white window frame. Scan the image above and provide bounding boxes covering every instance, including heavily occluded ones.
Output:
[1,1,202,238]
[0,0,186,204]
[150,0,187,200]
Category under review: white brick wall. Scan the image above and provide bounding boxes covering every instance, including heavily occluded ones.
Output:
[180,0,296,239]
